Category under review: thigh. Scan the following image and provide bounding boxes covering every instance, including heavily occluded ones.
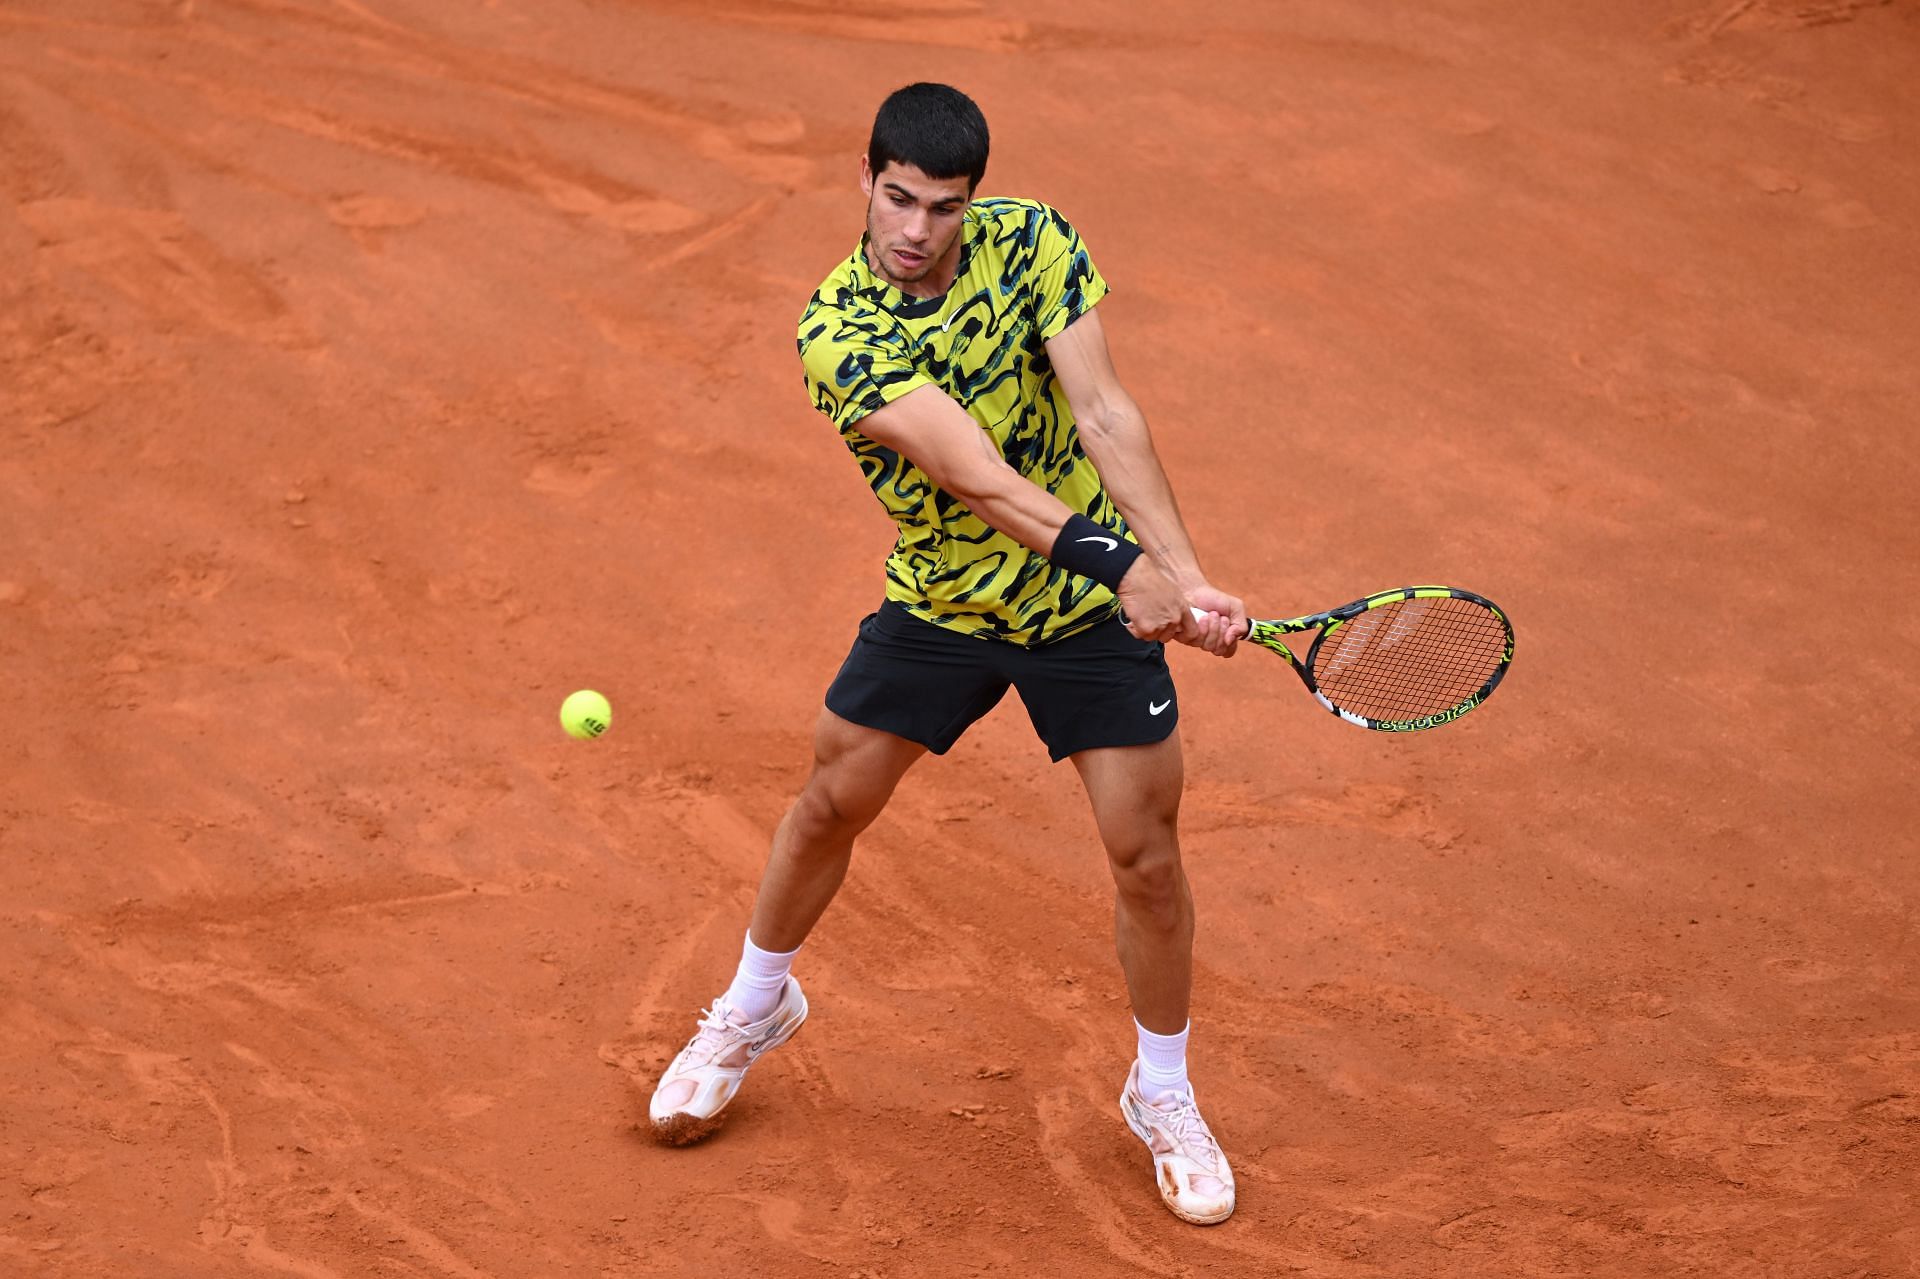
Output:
[803,704,929,824]
[824,603,1010,755]
[1071,732,1185,863]
[1009,617,1179,762]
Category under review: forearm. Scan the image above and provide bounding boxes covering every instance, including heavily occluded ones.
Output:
[1080,403,1208,590]
[943,412,1191,643]
[855,384,1166,579]
[945,456,1077,554]
[861,387,1080,556]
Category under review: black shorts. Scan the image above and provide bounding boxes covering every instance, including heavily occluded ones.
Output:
[824,602,1178,762]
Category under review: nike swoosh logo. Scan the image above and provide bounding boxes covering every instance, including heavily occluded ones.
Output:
[1076,535,1118,551]
[1149,699,1172,716]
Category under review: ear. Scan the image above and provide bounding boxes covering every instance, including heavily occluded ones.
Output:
[859,154,874,198]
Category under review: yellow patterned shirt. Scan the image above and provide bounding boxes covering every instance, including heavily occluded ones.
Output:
[798,198,1123,645]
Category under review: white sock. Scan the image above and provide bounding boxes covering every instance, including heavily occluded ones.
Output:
[1135,1019,1191,1098]
[720,931,799,1024]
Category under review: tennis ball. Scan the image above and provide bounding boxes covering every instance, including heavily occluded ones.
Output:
[560,689,611,740]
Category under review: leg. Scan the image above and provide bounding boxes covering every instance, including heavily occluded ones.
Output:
[652,604,1000,1144]
[1075,730,1235,1225]
[748,706,927,950]
[647,709,922,1144]
[1010,613,1188,1025]
[1071,732,1192,1034]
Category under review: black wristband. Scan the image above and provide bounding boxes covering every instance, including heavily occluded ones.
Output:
[1049,514,1144,590]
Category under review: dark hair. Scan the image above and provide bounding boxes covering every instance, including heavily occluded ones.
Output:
[867,83,990,190]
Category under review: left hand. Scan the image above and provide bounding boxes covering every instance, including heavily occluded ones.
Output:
[1183,583,1248,657]
[1116,558,1201,645]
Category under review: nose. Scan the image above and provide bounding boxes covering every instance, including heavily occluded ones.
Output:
[903,208,930,243]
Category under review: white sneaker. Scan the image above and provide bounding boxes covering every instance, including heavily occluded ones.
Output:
[1119,1061,1236,1225]
[648,975,807,1145]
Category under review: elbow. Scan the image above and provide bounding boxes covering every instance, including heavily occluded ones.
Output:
[1077,410,1117,452]
[1077,400,1140,453]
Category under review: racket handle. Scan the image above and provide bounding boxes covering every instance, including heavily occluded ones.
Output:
[1189,606,1251,643]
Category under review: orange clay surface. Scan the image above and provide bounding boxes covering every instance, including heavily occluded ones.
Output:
[4,3,1918,1276]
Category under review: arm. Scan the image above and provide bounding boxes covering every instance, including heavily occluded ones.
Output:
[856,384,1196,642]
[1045,307,1247,653]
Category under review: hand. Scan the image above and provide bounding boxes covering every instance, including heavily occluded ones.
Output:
[1115,559,1200,644]
[1183,582,1248,657]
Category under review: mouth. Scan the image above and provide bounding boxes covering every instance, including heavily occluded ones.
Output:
[892,248,927,271]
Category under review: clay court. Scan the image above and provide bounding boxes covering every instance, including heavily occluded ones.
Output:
[4,1,1917,1275]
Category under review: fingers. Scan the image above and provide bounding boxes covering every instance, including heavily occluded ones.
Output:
[1218,607,1245,655]
[1209,613,1235,656]
[1209,611,1237,656]
[1132,615,1193,644]
[1158,610,1215,650]
[1186,608,1242,657]
[1124,610,1179,643]
[1178,586,1248,656]
[1194,610,1220,651]
[1119,564,1200,644]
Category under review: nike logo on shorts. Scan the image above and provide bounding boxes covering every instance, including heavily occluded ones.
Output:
[1149,699,1172,715]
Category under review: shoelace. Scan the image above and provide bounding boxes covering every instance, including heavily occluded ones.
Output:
[1151,1092,1223,1169]
[679,1004,742,1067]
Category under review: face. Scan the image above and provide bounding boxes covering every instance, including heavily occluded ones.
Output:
[860,157,971,293]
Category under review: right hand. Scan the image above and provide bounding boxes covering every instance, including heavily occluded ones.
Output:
[1116,559,1199,644]
[1184,582,1248,658]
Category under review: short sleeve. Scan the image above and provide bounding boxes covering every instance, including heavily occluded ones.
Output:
[797,300,933,432]
[1030,206,1110,342]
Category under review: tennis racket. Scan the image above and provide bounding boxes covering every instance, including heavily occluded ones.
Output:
[1197,586,1514,732]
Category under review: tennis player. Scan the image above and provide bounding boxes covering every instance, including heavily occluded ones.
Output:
[648,82,1248,1226]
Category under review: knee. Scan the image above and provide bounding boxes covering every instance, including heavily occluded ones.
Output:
[1110,843,1188,921]
[788,774,881,845]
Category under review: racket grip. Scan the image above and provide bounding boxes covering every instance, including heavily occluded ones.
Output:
[1189,606,1251,643]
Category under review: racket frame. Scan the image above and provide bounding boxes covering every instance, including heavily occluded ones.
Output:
[1240,585,1514,732]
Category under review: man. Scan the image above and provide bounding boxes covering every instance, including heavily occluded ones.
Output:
[647,83,1247,1227]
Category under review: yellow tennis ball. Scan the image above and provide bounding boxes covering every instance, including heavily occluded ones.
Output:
[560,689,611,740]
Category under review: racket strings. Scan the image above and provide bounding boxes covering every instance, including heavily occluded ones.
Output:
[1309,596,1508,722]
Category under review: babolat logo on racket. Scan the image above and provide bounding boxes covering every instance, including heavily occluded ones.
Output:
[1374,696,1482,733]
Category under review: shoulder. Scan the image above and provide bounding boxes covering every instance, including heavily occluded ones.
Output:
[968,196,1082,244]
[799,257,894,351]
[969,195,1049,226]
[965,199,1094,291]
[799,252,872,326]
